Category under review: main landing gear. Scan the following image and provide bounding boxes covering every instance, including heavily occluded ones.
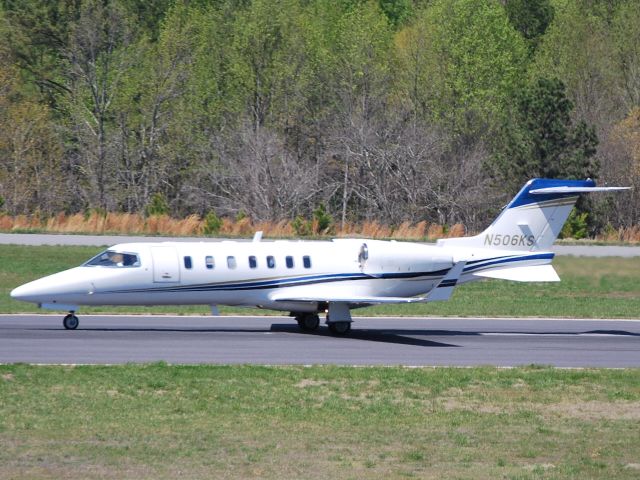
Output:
[295,313,320,331]
[63,312,79,330]
[327,320,351,335]
[293,311,352,335]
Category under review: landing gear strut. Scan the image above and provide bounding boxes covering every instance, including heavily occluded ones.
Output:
[295,313,320,331]
[63,313,79,330]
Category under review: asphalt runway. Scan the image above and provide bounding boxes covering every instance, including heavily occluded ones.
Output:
[1,315,639,367]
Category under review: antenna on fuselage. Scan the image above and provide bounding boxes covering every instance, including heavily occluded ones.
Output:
[252,231,263,242]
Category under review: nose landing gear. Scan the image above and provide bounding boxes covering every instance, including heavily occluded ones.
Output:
[63,313,79,330]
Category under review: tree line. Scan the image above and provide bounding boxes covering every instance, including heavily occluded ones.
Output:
[0,0,638,235]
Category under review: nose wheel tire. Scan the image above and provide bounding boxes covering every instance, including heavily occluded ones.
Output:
[296,313,320,331]
[63,314,79,330]
[328,321,351,335]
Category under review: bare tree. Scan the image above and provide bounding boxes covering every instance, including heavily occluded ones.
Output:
[65,0,132,210]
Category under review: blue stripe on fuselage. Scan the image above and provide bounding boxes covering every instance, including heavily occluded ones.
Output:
[98,252,553,296]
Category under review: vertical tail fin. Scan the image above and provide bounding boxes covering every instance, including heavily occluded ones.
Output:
[438,179,629,252]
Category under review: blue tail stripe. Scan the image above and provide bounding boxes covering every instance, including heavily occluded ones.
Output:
[508,178,594,209]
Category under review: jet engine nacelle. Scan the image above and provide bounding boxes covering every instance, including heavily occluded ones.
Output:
[339,239,453,275]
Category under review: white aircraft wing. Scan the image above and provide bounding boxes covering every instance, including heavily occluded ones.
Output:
[271,261,466,305]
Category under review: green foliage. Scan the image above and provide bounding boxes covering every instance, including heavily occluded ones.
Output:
[529,1,612,114]
[560,208,589,239]
[145,193,169,217]
[405,0,527,132]
[488,77,599,195]
[119,0,172,41]
[292,215,311,236]
[378,0,413,27]
[203,210,222,235]
[0,0,636,231]
[504,0,554,52]
[312,203,333,233]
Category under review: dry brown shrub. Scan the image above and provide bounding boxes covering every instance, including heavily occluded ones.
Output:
[427,223,444,239]
[255,219,293,237]
[12,215,32,230]
[62,214,88,232]
[103,213,122,233]
[121,213,145,234]
[596,227,621,242]
[391,221,412,239]
[83,212,103,233]
[231,217,254,236]
[336,222,358,236]
[175,215,203,236]
[620,226,640,242]
[0,215,13,230]
[144,215,173,235]
[45,212,66,231]
[275,219,294,237]
[392,221,428,240]
[361,221,379,238]
[219,218,236,235]
[253,220,272,236]
[447,223,466,238]
[411,220,427,239]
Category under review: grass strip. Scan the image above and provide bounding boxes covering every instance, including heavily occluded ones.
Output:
[0,364,639,479]
[1,245,640,318]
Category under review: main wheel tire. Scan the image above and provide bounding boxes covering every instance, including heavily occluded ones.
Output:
[297,313,320,331]
[63,314,79,330]
[328,321,351,335]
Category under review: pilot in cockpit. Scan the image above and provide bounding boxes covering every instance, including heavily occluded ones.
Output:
[110,252,124,267]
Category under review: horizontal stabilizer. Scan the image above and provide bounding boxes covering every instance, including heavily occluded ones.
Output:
[473,264,560,282]
[530,186,629,194]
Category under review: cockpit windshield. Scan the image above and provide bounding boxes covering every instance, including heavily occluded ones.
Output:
[84,250,140,268]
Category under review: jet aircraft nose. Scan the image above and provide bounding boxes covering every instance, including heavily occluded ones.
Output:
[10,268,92,305]
[11,280,49,303]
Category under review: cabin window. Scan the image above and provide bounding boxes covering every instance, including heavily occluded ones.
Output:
[227,256,237,269]
[249,256,257,268]
[84,250,140,268]
[303,256,312,269]
[205,256,214,269]
[267,255,276,268]
[184,256,192,269]
[286,256,294,268]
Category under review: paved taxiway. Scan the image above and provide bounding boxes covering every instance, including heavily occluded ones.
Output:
[2,233,640,256]
[1,315,638,367]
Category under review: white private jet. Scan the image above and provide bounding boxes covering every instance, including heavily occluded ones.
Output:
[10,178,628,334]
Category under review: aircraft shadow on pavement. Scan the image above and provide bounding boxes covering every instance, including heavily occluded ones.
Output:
[270,324,460,348]
[34,326,639,350]
[37,324,459,347]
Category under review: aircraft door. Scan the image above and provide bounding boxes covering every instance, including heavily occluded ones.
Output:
[151,246,181,283]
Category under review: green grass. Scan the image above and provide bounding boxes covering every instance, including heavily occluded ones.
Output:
[0,364,639,479]
[1,245,640,317]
